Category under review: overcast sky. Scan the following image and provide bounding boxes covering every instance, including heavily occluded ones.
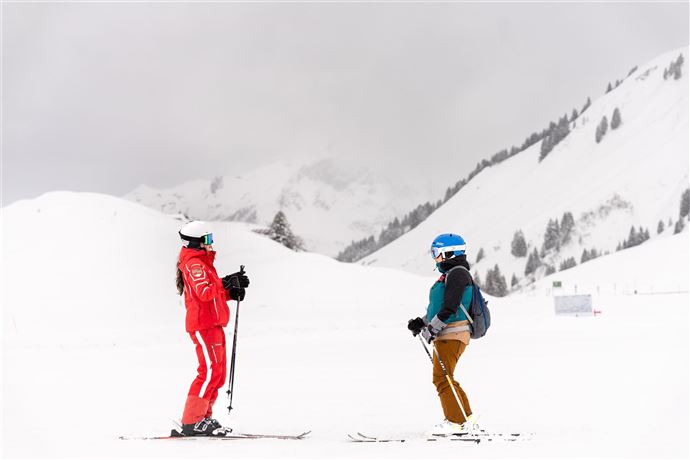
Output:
[2,2,688,205]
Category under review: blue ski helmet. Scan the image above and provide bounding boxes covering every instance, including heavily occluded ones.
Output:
[430,233,466,259]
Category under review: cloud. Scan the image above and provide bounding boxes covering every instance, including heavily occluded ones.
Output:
[2,2,688,204]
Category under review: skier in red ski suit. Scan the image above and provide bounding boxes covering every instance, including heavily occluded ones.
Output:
[175,221,249,436]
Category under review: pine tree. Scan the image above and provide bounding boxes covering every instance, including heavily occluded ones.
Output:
[581,97,592,114]
[621,226,650,249]
[570,109,578,122]
[674,54,684,80]
[511,230,528,257]
[657,219,665,234]
[484,268,495,295]
[485,264,508,297]
[680,188,690,219]
[539,135,553,161]
[378,223,404,247]
[539,115,571,162]
[580,248,599,263]
[525,248,541,276]
[664,54,684,81]
[476,247,485,264]
[674,218,685,234]
[337,235,378,262]
[560,212,575,245]
[336,235,377,262]
[494,265,508,296]
[267,211,304,251]
[606,82,613,93]
[624,226,638,248]
[559,257,577,271]
[543,218,561,252]
[595,116,609,143]
[511,273,519,288]
[545,265,556,276]
[581,248,590,263]
[611,108,622,130]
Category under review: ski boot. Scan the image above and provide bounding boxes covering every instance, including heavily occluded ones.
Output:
[428,419,469,436]
[206,418,232,435]
[180,418,230,437]
[428,414,479,437]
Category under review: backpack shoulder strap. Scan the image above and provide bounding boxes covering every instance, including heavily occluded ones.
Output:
[445,265,475,286]
[444,265,475,325]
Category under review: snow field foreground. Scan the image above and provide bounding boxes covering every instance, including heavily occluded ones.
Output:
[2,192,688,458]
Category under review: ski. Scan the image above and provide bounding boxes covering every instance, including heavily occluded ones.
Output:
[120,430,311,441]
[427,435,481,444]
[348,430,533,443]
[347,432,405,443]
[447,430,534,441]
[230,430,311,440]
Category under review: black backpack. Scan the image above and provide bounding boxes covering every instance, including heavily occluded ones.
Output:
[447,266,491,339]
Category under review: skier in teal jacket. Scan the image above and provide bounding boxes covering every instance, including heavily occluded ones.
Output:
[408,233,476,435]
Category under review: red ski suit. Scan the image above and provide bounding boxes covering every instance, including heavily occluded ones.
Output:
[178,247,231,425]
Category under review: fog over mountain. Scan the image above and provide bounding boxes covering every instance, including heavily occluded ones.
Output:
[3,3,688,205]
[126,156,444,256]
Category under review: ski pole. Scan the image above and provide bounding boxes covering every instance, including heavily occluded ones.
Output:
[417,335,470,425]
[226,265,245,414]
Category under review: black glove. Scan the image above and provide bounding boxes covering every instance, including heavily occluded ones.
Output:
[228,286,246,301]
[407,317,426,336]
[223,271,250,290]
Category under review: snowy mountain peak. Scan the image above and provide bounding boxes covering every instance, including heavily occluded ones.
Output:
[125,156,440,256]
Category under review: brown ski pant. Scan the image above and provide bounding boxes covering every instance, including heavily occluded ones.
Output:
[432,339,472,424]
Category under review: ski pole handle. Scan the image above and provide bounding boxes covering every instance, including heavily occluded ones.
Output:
[228,265,246,289]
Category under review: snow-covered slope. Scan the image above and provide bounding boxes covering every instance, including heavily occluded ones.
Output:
[530,227,689,296]
[1,191,427,348]
[2,192,688,458]
[363,47,689,285]
[126,157,440,257]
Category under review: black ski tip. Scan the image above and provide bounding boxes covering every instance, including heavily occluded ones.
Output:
[170,429,184,437]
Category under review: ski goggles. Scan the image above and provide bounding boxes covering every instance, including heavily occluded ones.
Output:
[202,233,214,245]
[430,244,465,259]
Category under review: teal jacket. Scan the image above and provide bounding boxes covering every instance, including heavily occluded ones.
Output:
[425,259,474,324]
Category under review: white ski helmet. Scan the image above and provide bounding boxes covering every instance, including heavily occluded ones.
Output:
[179,221,214,248]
